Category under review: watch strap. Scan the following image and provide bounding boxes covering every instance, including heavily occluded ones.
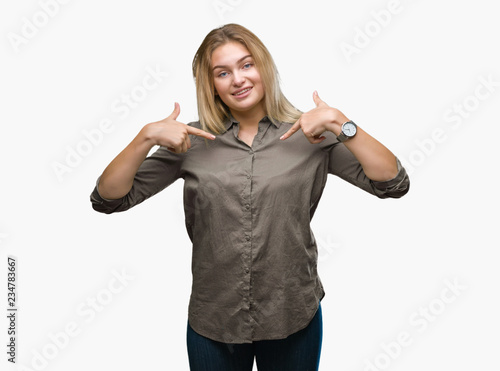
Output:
[337,132,349,142]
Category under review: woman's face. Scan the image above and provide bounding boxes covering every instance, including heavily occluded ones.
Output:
[211,42,265,119]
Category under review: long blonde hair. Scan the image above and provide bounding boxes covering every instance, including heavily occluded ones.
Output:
[192,23,302,135]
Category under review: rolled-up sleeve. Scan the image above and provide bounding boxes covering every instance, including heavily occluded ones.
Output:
[326,142,410,199]
[90,145,184,214]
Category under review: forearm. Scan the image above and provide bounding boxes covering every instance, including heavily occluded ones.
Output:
[326,117,399,182]
[342,126,398,181]
[98,125,156,200]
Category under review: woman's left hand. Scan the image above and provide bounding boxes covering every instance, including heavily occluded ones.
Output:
[280,91,349,143]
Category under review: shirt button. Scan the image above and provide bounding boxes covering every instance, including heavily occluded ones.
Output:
[245,268,250,273]
[248,150,253,155]
[245,204,250,210]
[245,235,250,241]
[246,174,251,179]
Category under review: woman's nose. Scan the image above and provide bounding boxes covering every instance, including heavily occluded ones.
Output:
[232,71,245,86]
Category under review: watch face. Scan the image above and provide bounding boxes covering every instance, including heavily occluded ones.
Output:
[343,122,357,137]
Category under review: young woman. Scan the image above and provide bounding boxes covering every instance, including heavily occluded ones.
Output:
[90,23,410,371]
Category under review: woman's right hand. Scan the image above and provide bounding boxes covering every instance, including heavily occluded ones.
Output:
[144,102,216,153]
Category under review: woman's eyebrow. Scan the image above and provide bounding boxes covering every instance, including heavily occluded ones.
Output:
[212,55,252,70]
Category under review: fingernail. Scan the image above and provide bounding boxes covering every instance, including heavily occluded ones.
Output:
[210,134,216,139]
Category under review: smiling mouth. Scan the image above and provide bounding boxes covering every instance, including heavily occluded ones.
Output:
[232,87,252,96]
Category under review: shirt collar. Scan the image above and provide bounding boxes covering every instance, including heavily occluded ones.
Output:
[223,113,281,133]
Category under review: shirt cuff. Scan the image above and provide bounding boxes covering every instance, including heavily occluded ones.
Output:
[371,157,410,195]
[89,176,124,209]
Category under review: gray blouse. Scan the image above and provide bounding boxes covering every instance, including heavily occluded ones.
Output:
[90,115,410,344]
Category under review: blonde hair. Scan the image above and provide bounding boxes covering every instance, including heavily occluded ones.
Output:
[192,23,302,135]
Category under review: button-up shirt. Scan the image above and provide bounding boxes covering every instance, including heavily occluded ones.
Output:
[90,115,410,343]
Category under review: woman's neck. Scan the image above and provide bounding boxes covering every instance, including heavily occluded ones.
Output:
[230,106,267,130]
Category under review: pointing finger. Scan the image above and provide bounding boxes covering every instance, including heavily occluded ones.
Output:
[187,125,216,140]
[279,118,301,140]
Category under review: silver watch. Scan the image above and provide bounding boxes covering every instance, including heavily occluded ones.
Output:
[336,120,357,142]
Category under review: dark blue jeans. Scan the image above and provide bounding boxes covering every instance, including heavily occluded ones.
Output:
[186,303,322,371]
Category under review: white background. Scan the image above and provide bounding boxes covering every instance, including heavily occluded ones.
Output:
[1,0,499,370]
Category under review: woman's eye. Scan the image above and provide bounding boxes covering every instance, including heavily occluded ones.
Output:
[218,72,228,78]
[243,63,252,69]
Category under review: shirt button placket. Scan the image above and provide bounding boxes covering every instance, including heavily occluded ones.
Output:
[243,149,254,335]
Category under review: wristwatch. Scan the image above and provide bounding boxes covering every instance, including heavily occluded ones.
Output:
[336,120,357,142]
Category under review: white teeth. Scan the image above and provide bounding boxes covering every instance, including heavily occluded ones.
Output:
[234,88,251,96]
